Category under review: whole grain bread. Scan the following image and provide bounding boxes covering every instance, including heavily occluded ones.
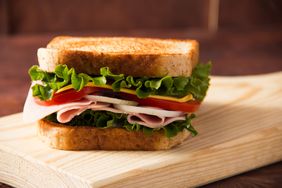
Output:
[38,119,190,151]
[38,36,199,77]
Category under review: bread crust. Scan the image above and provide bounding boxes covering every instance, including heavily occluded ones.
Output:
[38,37,199,77]
[37,119,190,151]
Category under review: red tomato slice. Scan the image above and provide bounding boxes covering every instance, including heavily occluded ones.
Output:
[118,93,201,112]
[142,99,200,112]
[34,87,104,106]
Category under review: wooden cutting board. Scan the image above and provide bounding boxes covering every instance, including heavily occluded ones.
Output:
[0,73,282,188]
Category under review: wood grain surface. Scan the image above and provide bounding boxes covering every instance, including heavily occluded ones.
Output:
[0,28,281,187]
[0,72,282,187]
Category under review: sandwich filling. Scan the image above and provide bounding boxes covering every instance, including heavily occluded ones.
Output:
[24,63,211,138]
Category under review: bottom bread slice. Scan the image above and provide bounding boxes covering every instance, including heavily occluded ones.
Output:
[38,119,190,150]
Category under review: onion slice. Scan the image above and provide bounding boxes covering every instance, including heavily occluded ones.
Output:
[85,95,138,106]
[114,104,184,117]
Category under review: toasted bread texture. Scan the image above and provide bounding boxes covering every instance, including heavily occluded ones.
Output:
[38,119,190,150]
[38,36,199,77]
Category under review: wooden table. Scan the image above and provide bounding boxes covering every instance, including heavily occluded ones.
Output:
[0,28,281,187]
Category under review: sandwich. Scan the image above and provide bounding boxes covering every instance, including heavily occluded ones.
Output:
[23,36,211,150]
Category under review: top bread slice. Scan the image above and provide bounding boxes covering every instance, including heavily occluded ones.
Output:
[38,36,199,77]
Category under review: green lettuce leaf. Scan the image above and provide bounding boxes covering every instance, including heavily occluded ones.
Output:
[100,67,124,81]
[29,62,211,101]
[163,113,197,137]
[29,65,107,100]
[185,63,211,101]
[44,110,197,138]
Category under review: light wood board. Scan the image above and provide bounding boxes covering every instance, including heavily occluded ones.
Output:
[0,73,282,188]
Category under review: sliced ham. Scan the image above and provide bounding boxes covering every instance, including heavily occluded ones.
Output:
[127,114,186,129]
[90,106,124,114]
[23,89,93,123]
[57,103,124,123]
[57,103,110,123]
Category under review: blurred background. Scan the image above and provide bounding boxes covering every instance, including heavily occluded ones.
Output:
[0,0,282,187]
[0,0,281,75]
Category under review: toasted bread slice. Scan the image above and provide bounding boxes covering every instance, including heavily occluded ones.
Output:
[38,119,190,150]
[38,36,199,77]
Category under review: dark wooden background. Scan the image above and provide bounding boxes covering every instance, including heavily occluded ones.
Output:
[0,0,282,187]
[1,0,282,34]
